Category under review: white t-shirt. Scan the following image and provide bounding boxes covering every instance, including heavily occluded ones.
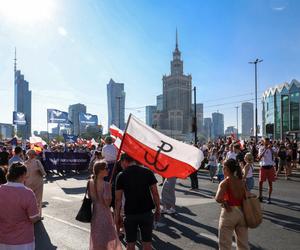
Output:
[102,144,117,162]
[259,146,274,166]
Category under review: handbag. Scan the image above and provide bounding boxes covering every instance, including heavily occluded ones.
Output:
[242,194,263,228]
[76,181,92,223]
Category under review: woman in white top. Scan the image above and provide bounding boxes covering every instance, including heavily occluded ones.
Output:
[243,153,254,192]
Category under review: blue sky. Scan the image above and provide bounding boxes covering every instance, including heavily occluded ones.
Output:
[0,0,299,133]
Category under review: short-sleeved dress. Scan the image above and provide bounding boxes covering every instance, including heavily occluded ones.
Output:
[89,181,122,250]
[24,159,46,216]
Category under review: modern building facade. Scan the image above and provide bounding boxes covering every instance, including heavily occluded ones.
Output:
[107,79,126,130]
[212,112,224,139]
[14,52,31,139]
[262,79,300,140]
[192,103,204,135]
[0,123,14,139]
[145,105,157,127]
[241,102,254,139]
[68,103,87,136]
[156,94,163,112]
[204,118,212,140]
[152,31,192,140]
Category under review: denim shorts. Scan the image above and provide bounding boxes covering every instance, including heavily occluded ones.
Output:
[246,177,254,191]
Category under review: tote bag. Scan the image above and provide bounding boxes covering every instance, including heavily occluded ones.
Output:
[76,181,92,223]
[242,194,262,228]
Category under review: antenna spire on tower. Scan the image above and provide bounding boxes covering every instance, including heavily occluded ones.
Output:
[14,47,17,73]
[176,28,178,50]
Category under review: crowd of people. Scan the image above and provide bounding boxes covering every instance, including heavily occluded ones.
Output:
[0,135,299,250]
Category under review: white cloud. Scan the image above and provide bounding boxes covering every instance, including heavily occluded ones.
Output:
[58,26,68,37]
[272,6,286,11]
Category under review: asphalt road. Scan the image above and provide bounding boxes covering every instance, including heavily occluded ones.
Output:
[35,169,300,250]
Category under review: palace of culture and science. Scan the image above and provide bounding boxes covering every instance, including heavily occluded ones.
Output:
[152,31,193,140]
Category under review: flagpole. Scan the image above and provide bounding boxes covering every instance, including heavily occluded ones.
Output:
[109,113,132,183]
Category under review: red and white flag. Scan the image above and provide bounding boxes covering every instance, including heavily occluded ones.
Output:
[121,115,204,178]
[110,125,123,139]
[109,125,123,149]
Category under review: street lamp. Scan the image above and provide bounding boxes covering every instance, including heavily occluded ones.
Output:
[249,58,263,142]
[193,86,197,145]
[235,106,239,139]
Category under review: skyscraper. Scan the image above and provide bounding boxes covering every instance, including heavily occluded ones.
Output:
[203,118,212,140]
[241,102,254,138]
[0,123,14,139]
[145,105,157,127]
[68,103,87,135]
[192,103,204,135]
[153,30,192,139]
[14,49,32,139]
[156,94,163,112]
[212,112,224,139]
[107,79,126,130]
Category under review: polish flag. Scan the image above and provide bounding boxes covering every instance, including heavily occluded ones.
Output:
[110,124,123,139]
[121,115,204,179]
[110,125,123,149]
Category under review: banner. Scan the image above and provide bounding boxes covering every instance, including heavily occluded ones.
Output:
[47,109,68,123]
[44,152,90,171]
[79,113,98,126]
[63,134,78,143]
[121,115,204,179]
[13,111,26,125]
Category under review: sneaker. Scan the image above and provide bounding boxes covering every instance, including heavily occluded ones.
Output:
[258,197,263,202]
[161,208,168,214]
[267,198,271,204]
[168,207,176,214]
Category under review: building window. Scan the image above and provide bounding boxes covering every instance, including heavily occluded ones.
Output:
[290,92,300,131]
[281,95,289,135]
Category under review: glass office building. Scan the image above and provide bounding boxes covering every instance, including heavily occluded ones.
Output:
[262,79,300,140]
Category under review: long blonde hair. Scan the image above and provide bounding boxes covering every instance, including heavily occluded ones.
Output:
[92,161,107,199]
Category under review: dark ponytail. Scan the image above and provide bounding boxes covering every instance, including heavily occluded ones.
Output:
[224,159,242,179]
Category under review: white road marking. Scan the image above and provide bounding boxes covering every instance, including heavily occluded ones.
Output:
[176,197,215,206]
[44,213,90,233]
[200,232,237,247]
[51,196,72,202]
[68,194,84,199]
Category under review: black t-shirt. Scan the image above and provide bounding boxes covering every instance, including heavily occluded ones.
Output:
[278,150,287,160]
[0,151,9,165]
[116,165,157,215]
[236,150,246,164]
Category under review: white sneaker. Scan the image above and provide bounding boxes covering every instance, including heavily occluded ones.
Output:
[167,208,176,214]
[161,208,168,214]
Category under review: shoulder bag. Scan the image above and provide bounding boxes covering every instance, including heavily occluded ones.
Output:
[242,193,263,228]
[76,181,92,223]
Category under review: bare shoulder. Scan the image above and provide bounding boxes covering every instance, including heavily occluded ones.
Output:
[219,178,228,188]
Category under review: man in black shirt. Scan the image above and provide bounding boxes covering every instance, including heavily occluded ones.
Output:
[115,154,160,250]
